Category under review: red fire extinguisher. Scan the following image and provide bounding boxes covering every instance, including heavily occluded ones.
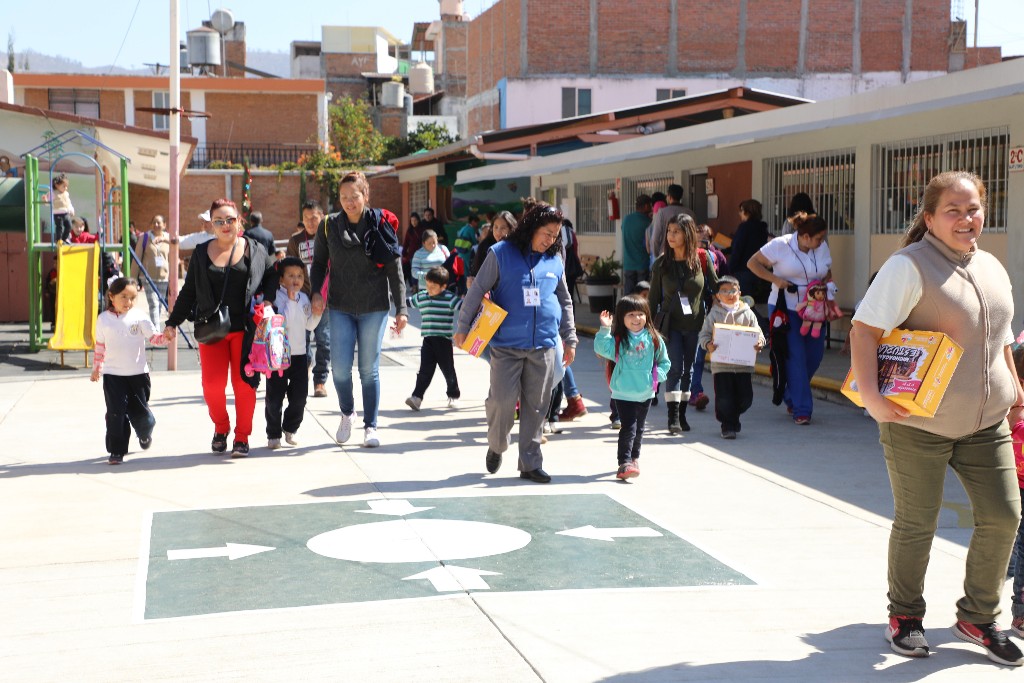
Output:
[607,191,620,221]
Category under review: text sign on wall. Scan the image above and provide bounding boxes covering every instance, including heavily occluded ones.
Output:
[1010,146,1024,173]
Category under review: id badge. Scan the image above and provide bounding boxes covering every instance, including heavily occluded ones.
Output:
[679,294,692,315]
[154,255,168,269]
[523,286,541,307]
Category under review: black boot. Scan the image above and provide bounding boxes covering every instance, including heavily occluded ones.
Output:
[667,401,681,434]
[679,400,691,432]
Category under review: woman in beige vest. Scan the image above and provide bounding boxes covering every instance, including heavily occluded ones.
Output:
[850,171,1024,666]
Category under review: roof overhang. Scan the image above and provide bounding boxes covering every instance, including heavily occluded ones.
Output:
[457,61,1024,185]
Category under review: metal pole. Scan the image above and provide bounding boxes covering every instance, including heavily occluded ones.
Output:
[168,0,181,370]
[974,0,980,49]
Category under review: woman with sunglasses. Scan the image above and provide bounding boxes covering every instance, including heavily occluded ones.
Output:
[164,198,279,456]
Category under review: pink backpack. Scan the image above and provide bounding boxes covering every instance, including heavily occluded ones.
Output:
[245,302,291,378]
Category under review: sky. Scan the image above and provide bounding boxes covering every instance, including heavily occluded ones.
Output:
[2,0,1023,70]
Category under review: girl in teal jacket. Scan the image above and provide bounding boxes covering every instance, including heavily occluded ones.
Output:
[595,295,671,480]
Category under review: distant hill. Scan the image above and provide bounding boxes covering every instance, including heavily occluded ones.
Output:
[9,48,291,78]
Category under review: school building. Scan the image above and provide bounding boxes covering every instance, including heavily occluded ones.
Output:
[448,58,1024,319]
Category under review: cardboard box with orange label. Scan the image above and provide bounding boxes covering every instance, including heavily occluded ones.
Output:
[459,297,508,358]
[841,328,963,417]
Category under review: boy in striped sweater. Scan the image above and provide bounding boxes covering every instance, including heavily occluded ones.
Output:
[406,266,463,410]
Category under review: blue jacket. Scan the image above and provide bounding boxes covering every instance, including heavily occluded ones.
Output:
[594,327,670,402]
[490,240,565,349]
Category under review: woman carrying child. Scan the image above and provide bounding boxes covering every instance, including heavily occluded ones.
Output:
[90,277,168,465]
[594,295,670,480]
[266,257,322,449]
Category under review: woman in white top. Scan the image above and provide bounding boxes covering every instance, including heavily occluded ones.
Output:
[747,212,832,424]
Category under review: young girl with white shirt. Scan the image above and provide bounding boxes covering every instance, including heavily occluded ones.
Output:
[90,278,168,465]
[746,212,832,424]
[265,257,322,448]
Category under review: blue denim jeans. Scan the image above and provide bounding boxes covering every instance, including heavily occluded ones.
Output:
[689,346,706,395]
[665,329,699,396]
[1012,486,1024,618]
[310,311,331,386]
[329,309,388,428]
[769,302,825,419]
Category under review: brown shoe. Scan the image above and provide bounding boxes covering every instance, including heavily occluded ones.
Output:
[557,395,588,422]
[313,384,328,398]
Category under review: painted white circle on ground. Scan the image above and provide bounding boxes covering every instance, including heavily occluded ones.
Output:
[307,519,532,563]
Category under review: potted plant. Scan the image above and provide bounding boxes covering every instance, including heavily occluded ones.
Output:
[584,251,622,313]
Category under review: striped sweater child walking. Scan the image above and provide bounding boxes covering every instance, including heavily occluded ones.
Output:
[406,269,463,410]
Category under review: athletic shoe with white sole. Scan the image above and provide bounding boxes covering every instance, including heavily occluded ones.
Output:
[336,412,354,444]
[885,616,929,657]
[363,427,380,448]
[952,620,1024,666]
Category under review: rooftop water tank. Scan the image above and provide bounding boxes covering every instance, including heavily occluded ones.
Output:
[409,61,434,95]
[439,0,464,16]
[381,81,405,108]
[187,26,221,67]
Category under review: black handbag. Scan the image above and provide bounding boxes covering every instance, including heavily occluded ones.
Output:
[193,241,236,344]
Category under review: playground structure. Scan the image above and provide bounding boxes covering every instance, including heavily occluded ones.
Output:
[22,130,131,355]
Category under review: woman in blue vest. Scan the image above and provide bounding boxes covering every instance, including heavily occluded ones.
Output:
[455,204,578,483]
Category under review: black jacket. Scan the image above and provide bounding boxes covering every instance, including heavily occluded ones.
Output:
[728,219,769,275]
[167,237,278,388]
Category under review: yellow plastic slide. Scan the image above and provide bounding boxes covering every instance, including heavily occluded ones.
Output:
[49,242,100,351]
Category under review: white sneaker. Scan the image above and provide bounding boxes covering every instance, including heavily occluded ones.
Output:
[405,395,422,411]
[268,438,281,449]
[284,431,298,446]
[548,419,563,434]
[336,412,354,444]
[542,421,552,434]
[363,427,380,448]
[447,397,460,409]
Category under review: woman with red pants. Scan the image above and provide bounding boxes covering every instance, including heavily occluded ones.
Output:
[164,198,278,456]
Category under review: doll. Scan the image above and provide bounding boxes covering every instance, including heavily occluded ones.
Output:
[795,281,828,338]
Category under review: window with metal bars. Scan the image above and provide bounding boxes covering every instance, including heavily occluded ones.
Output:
[763,150,856,235]
[409,180,429,217]
[575,181,616,234]
[48,89,100,118]
[539,186,567,212]
[872,127,1009,234]
[621,173,674,216]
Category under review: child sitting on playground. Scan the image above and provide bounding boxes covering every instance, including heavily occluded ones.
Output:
[265,257,322,449]
[49,173,75,243]
[90,277,168,465]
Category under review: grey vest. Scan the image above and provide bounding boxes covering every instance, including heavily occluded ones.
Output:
[897,232,1016,438]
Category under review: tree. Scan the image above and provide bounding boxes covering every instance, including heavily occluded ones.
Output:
[7,32,14,73]
[329,97,386,166]
[383,122,459,162]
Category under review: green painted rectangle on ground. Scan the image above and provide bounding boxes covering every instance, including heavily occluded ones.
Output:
[142,494,752,620]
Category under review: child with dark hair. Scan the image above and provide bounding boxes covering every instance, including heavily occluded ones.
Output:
[595,295,669,479]
[50,173,75,243]
[698,276,765,439]
[406,265,462,411]
[265,256,322,449]
[90,278,168,464]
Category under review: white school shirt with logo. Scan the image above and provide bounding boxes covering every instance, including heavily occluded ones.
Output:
[758,233,831,309]
[95,309,158,375]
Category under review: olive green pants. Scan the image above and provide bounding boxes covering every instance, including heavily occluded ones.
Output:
[880,419,1020,623]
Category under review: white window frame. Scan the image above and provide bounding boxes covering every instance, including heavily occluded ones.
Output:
[152,91,170,131]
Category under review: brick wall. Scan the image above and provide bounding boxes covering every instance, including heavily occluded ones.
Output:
[528,0,590,74]
[599,0,671,73]
[681,0,742,72]
[860,0,905,72]
[204,92,318,146]
[964,47,1003,68]
[466,0,522,128]
[744,0,802,72]
[910,1,952,71]
[225,39,246,78]
[806,0,855,72]
[440,21,469,98]
[129,171,397,247]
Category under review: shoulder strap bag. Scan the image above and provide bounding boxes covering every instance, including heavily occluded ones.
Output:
[193,240,237,344]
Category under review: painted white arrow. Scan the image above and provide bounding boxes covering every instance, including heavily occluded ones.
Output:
[556,526,663,542]
[167,543,276,561]
[355,499,434,516]
[402,565,501,592]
